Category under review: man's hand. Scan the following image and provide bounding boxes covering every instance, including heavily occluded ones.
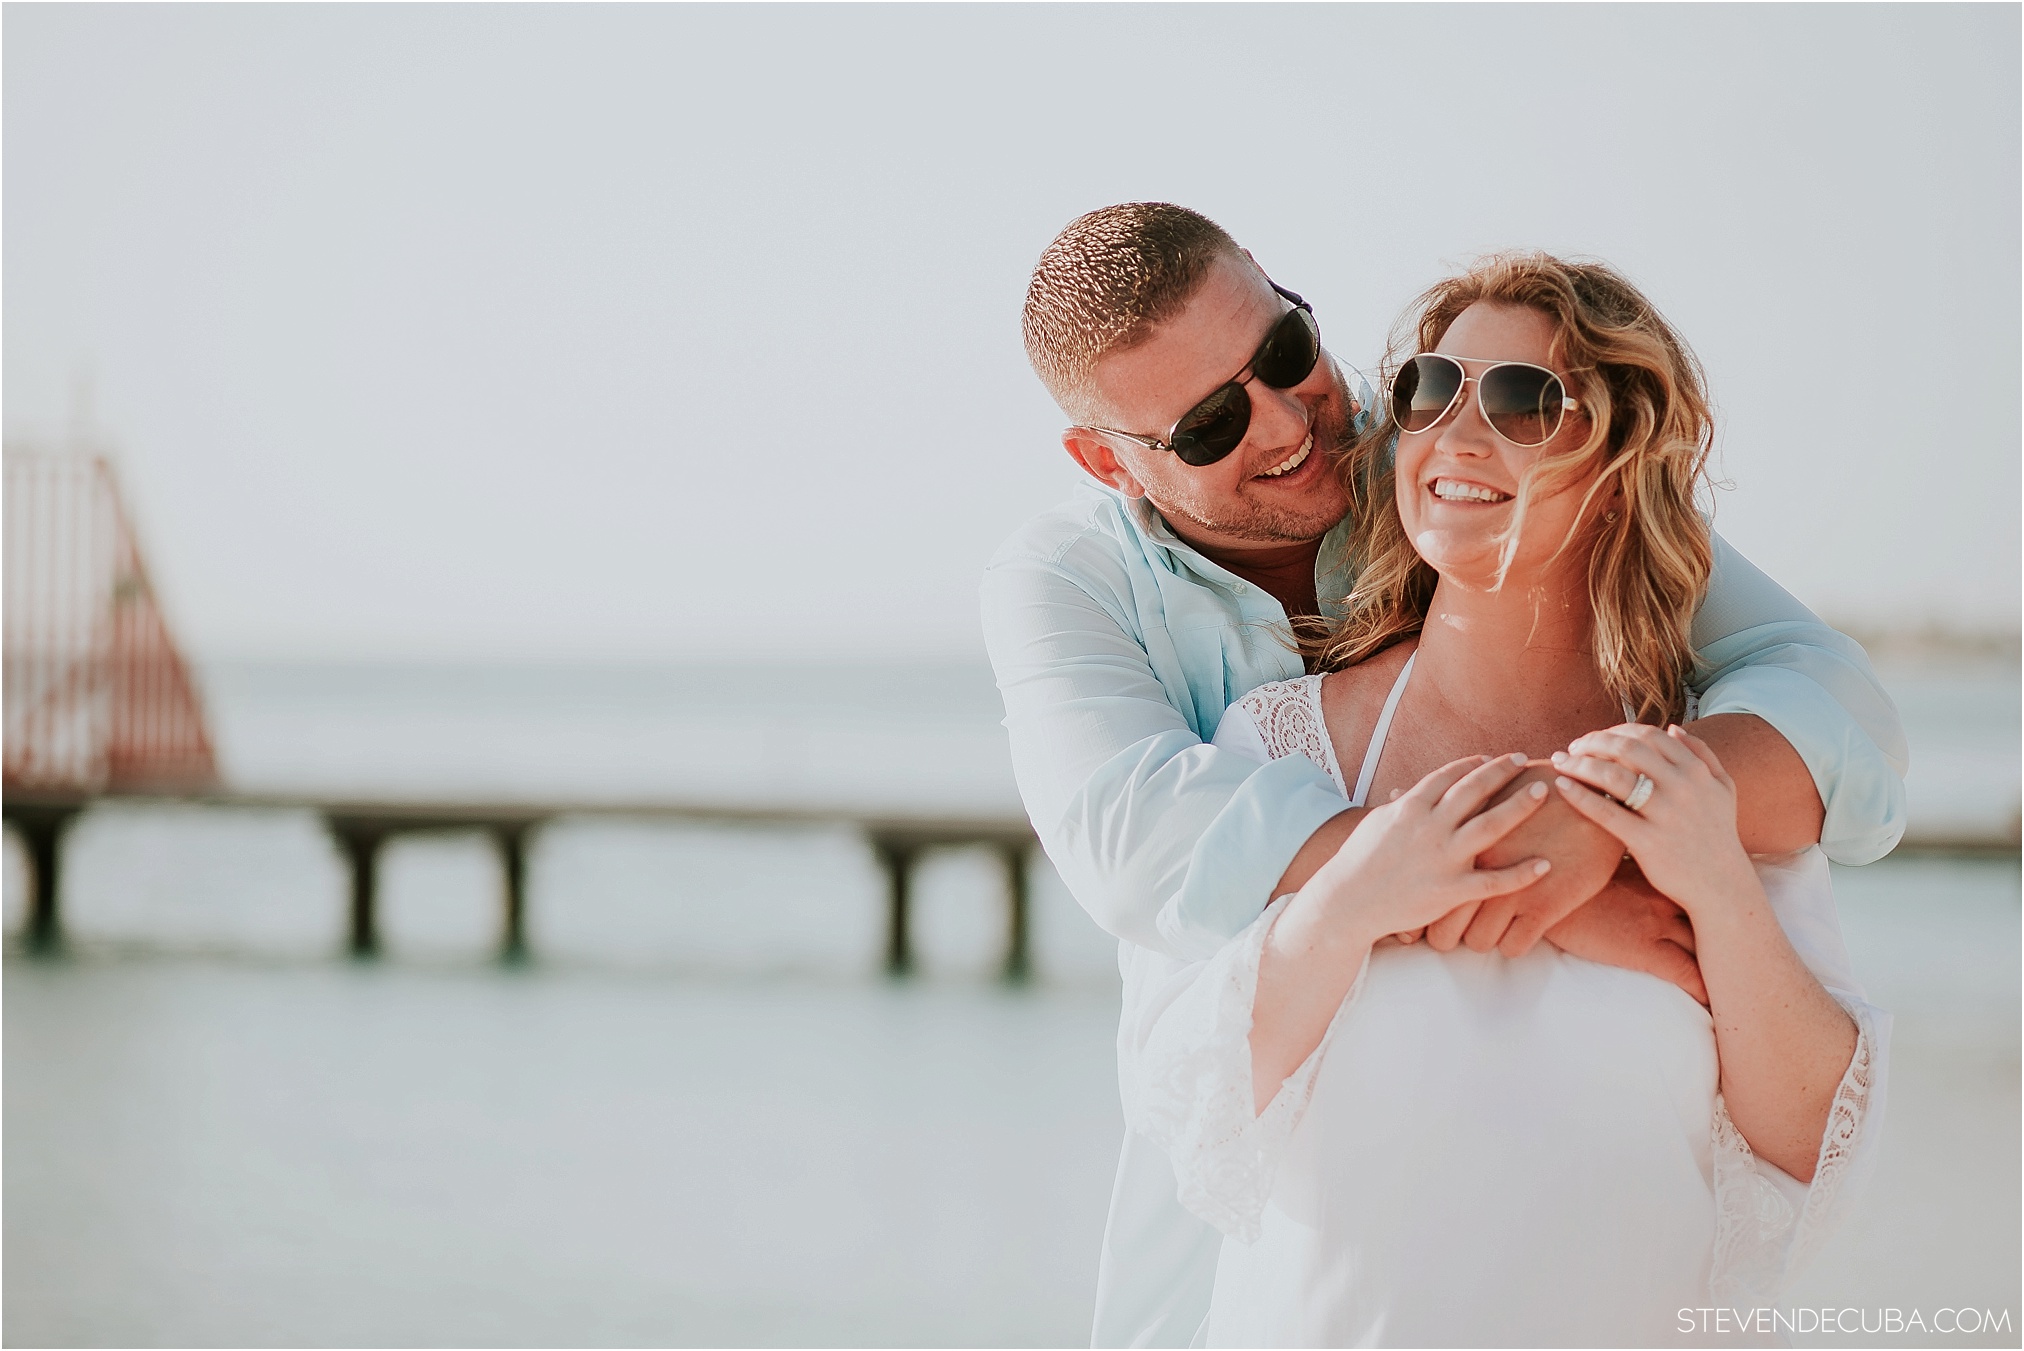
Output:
[1543,862,1707,1005]
[1422,763,1622,955]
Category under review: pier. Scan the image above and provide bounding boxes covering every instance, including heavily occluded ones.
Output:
[2,449,1043,979]
[1,788,1040,979]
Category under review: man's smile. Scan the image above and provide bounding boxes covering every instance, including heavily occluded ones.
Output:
[1255,432,1315,480]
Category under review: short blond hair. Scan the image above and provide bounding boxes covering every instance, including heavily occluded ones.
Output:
[1022,203,1240,422]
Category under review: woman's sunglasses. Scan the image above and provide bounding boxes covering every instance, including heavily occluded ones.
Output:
[1085,284,1322,468]
[1389,353,1581,448]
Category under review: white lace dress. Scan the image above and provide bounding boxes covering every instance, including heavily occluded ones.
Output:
[1119,674,1891,1347]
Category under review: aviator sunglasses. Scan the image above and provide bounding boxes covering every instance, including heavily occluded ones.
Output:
[1390,353,1582,448]
[1083,284,1322,467]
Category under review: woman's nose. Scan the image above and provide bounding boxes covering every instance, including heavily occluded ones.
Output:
[1434,380,1495,456]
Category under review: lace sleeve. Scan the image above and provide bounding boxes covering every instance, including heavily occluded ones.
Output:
[1707,849,1893,1304]
[1226,676,1346,795]
[1122,897,1366,1243]
[1708,994,1889,1304]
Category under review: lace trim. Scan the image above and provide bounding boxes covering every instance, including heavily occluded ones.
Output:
[1708,991,1881,1303]
[1134,897,1365,1243]
[1234,677,1344,795]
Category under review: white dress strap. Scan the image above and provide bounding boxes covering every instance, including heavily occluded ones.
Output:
[1349,653,1415,808]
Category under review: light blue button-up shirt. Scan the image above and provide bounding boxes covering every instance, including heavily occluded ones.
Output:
[981,481,1907,964]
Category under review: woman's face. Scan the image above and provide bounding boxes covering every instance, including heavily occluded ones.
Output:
[1393,301,1601,589]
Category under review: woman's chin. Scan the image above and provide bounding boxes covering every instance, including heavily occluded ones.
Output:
[1409,529,1509,580]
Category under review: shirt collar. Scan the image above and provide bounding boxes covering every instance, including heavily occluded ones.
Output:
[1093,481,1358,614]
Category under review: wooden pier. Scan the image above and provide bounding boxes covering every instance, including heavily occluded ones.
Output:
[2,789,1041,979]
[2,450,1048,980]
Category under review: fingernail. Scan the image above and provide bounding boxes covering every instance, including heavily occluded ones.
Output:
[1529,782,1547,798]
[1555,776,1575,790]
[1533,859,1551,874]
[1550,751,1567,764]
[1509,752,1527,765]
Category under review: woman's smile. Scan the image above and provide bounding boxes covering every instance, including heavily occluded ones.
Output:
[1428,475,1513,504]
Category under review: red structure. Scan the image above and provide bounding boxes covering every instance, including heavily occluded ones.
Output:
[4,449,217,794]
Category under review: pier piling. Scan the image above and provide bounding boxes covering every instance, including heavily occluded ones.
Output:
[3,802,81,954]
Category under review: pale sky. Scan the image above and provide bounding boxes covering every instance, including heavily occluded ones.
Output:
[6,3,2018,663]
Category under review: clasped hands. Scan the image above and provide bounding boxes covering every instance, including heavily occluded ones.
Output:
[1364,729,1708,1006]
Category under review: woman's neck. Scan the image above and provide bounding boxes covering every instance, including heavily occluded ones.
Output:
[1410,564,1617,743]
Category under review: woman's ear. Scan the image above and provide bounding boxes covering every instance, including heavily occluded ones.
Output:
[1062,430,1149,498]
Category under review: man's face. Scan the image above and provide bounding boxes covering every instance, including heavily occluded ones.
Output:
[1068,252,1353,552]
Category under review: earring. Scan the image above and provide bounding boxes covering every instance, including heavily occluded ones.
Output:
[1604,510,1619,522]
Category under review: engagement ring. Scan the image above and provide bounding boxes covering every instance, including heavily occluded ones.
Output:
[1623,774,1655,813]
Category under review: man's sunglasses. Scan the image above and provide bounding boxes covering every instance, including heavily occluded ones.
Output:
[1389,353,1582,449]
[1083,284,1322,468]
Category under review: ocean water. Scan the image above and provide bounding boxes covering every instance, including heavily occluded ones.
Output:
[7,654,2010,970]
[1877,655,2022,844]
[4,855,2016,1348]
[4,963,1128,1348]
[4,657,2018,1346]
[194,658,1031,815]
[149,653,2024,833]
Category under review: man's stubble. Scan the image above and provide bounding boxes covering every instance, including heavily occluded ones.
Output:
[1155,378,1357,547]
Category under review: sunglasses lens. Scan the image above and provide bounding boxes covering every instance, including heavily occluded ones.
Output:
[1252,307,1320,389]
[1171,383,1252,466]
[1479,365,1565,447]
[1392,355,1462,432]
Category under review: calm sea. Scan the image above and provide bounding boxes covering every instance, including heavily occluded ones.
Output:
[182,655,2024,837]
[4,657,2017,1346]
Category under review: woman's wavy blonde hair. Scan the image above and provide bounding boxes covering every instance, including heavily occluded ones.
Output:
[1310,252,1714,724]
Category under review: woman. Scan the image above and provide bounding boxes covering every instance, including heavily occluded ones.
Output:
[1123,254,1888,1346]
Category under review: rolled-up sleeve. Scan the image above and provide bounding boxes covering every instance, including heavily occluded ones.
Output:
[1692,534,1909,864]
[981,549,1345,958]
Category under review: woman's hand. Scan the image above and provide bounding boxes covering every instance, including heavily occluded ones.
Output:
[1252,753,1550,1112]
[1282,753,1552,956]
[1435,763,1629,956]
[1550,723,1756,918]
[1557,723,1858,1181]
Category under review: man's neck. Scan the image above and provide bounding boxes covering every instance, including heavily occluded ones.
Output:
[1188,535,1324,620]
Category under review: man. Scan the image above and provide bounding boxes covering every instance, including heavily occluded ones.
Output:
[980,203,1906,1346]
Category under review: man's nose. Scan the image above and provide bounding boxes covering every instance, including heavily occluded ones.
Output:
[1244,378,1310,450]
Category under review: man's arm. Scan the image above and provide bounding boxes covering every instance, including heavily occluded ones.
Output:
[1461,531,1908,955]
[1687,532,1907,863]
[1660,713,1821,852]
[1268,807,1364,898]
[980,544,1346,959]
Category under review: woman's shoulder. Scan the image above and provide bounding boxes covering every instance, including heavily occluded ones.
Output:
[1318,639,1417,698]
[1316,640,1419,771]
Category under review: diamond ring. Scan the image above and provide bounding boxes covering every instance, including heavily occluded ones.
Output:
[1623,773,1655,813]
